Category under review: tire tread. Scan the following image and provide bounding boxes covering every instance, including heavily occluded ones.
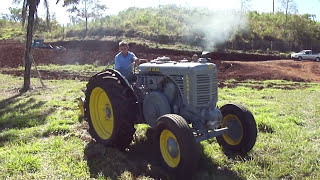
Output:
[84,70,137,150]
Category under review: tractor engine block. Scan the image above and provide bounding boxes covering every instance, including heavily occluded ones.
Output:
[136,57,222,131]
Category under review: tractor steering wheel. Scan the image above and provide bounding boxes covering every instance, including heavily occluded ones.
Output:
[127,60,140,76]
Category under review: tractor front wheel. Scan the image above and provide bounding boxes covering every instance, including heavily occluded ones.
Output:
[216,104,257,154]
[154,114,199,178]
[84,70,137,150]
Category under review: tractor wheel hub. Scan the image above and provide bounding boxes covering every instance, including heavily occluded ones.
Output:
[167,137,179,158]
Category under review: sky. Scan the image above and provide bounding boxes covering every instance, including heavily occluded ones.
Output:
[0,0,319,24]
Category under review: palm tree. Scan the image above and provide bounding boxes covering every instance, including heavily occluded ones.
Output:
[20,0,59,92]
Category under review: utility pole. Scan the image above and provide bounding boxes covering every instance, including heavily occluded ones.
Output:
[273,0,275,14]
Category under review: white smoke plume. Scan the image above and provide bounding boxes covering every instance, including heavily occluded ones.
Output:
[185,9,248,51]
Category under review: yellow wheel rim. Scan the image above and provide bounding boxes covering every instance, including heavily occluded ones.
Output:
[160,129,180,168]
[89,87,114,140]
[222,114,243,146]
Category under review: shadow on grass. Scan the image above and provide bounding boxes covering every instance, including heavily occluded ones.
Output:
[84,128,244,180]
[195,145,246,180]
[84,128,170,179]
[0,92,55,142]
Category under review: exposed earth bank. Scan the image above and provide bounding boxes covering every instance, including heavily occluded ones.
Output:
[1,40,319,82]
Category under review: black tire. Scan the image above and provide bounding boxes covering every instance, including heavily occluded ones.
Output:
[216,104,257,154]
[154,114,199,178]
[84,70,137,150]
[298,56,303,61]
[316,57,320,62]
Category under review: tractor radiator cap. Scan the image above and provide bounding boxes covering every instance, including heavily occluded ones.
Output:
[157,56,171,61]
[198,58,208,63]
[152,56,172,64]
[180,59,189,63]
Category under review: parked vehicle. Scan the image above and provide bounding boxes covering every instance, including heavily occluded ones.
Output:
[32,39,52,49]
[32,38,66,51]
[291,50,320,62]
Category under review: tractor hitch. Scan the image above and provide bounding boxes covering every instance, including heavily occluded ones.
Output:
[195,127,229,142]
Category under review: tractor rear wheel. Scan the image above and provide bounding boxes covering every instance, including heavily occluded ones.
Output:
[84,70,137,150]
[216,104,257,154]
[154,114,199,178]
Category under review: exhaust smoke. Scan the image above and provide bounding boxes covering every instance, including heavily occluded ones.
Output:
[185,9,248,51]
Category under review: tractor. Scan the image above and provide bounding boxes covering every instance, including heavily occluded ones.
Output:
[79,56,257,177]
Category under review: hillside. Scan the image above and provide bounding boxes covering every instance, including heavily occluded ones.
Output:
[1,5,320,53]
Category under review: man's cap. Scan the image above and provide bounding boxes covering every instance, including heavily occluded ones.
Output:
[119,41,128,47]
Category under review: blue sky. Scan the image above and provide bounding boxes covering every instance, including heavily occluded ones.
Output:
[0,0,319,24]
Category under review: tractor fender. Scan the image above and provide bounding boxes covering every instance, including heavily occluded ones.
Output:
[99,68,133,90]
[91,68,140,120]
[96,68,136,97]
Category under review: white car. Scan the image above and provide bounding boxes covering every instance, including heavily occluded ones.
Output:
[291,50,320,62]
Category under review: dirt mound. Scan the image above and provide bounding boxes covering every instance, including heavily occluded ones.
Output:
[1,40,319,83]
[215,60,320,82]
[2,60,319,83]
[49,40,283,61]
[0,40,25,68]
[0,39,282,69]
[0,40,192,68]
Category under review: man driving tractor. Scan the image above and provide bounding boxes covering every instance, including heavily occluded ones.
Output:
[79,40,257,177]
[114,41,139,80]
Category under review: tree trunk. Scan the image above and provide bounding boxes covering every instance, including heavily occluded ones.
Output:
[251,40,253,50]
[85,0,88,36]
[62,25,65,40]
[85,16,88,35]
[22,1,37,92]
[285,1,289,23]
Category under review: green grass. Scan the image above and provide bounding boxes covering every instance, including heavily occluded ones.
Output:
[0,69,319,179]
[13,64,109,73]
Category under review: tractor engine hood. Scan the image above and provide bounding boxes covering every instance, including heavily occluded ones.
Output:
[138,58,218,109]
[138,61,217,75]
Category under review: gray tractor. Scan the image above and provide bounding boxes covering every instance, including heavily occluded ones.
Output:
[80,56,257,177]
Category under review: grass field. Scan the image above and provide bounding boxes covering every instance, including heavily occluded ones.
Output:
[0,68,319,179]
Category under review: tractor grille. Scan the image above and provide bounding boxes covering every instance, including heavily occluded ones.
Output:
[170,75,184,96]
[211,73,218,103]
[196,73,218,106]
[196,74,210,106]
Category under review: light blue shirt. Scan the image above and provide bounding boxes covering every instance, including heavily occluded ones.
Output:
[114,51,137,77]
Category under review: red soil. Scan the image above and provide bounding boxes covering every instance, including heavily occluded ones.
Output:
[1,40,319,82]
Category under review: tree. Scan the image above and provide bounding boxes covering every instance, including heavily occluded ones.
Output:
[9,7,23,22]
[34,17,50,32]
[240,0,252,12]
[280,0,297,23]
[20,0,39,92]
[63,0,106,35]
[18,0,59,92]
